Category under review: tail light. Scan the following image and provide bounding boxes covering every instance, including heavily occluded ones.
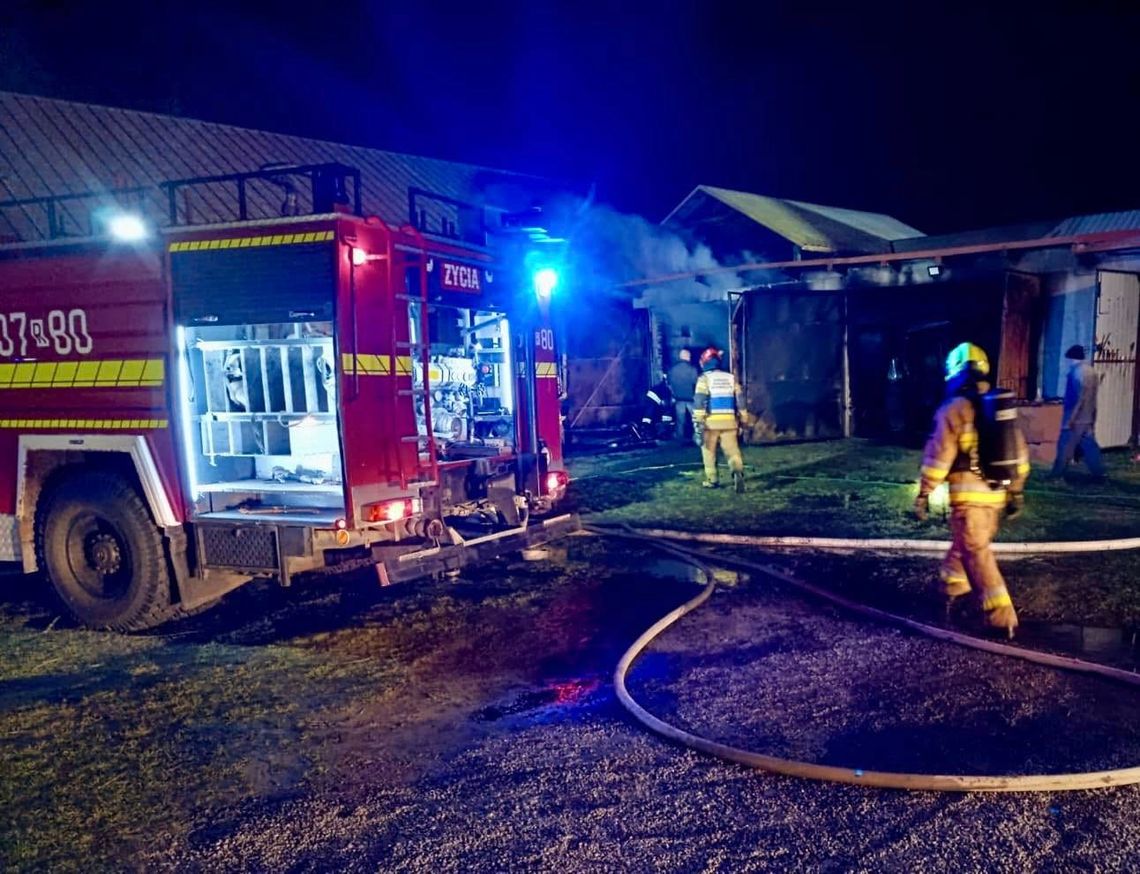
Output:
[363,497,423,523]
[545,470,569,494]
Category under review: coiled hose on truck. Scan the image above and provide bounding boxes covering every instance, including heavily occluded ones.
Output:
[591,524,1140,792]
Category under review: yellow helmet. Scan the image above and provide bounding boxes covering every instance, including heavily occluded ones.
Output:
[945,342,990,382]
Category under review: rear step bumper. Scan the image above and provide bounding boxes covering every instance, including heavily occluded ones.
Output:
[378,513,580,584]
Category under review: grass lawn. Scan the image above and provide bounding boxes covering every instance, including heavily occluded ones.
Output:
[0,541,687,872]
[0,618,384,870]
[566,438,1140,542]
[567,439,1140,630]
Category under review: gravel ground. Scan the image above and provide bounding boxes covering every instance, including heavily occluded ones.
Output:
[125,538,1140,873]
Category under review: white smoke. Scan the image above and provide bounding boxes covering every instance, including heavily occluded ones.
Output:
[547,198,775,303]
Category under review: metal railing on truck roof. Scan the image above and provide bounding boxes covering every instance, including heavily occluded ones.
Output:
[0,163,363,242]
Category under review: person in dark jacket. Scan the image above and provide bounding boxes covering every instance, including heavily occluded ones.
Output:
[667,348,700,443]
[1050,344,1106,479]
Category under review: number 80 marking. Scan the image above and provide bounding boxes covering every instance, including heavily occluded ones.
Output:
[0,309,93,357]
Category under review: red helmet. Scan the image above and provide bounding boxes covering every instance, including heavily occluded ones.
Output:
[698,346,722,367]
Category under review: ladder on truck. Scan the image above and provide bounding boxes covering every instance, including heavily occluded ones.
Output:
[379,219,440,490]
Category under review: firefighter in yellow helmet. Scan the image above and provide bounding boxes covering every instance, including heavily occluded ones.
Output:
[693,346,747,492]
[914,342,1030,635]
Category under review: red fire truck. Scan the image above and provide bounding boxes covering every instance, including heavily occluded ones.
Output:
[0,164,574,630]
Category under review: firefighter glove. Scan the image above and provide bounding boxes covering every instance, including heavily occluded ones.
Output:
[913,493,929,521]
[1006,492,1025,520]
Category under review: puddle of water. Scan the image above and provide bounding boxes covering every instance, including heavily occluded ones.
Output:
[646,558,705,586]
[645,558,744,588]
[1017,623,1140,667]
[475,678,601,722]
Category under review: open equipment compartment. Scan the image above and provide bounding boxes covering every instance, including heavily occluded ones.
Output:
[410,297,516,460]
[171,233,346,523]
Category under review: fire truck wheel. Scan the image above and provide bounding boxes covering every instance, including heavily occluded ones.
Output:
[35,470,173,632]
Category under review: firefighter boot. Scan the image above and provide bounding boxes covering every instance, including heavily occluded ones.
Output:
[939,545,971,621]
[733,470,745,494]
[984,589,1019,638]
[942,578,972,624]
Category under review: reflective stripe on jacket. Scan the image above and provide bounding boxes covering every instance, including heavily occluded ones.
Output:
[693,370,745,430]
[919,394,1030,506]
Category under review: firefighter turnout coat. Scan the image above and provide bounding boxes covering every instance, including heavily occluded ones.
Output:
[918,390,1029,630]
[693,370,745,431]
[918,393,1030,508]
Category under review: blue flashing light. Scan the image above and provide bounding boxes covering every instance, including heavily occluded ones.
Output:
[533,267,559,298]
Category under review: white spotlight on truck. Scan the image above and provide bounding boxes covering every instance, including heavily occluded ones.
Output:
[107,212,149,242]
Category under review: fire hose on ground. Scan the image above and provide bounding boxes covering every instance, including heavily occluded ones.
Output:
[587,524,1140,792]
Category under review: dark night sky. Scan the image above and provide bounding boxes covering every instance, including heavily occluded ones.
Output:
[2,1,1139,234]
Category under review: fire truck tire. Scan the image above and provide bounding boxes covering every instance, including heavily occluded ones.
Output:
[35,470,174,632]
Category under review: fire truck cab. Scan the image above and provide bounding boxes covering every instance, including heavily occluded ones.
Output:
[0,164,573,630]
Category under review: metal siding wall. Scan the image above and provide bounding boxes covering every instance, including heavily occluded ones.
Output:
[742,290,844,440]
[1094,272,1139,447]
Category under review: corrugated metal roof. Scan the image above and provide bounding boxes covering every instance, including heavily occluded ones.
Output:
[664,185,923,255]
[0,91,553,242]
[1049,209,1140,238]
[890,220,1059,253]
[783,199,924,244]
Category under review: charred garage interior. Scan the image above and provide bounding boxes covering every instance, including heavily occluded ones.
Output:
[631,187,1140,457]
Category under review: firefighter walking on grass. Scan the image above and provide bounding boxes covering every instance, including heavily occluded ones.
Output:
[693,346,747,493]
[914,342,1029,635]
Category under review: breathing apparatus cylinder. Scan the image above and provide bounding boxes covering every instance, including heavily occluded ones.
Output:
[975,389,1021,484]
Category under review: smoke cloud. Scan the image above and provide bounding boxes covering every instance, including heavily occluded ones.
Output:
[546,197,774,304]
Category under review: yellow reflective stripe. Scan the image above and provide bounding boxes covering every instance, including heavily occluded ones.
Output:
[535,362,557,377]
[704,413,738,428]
[944,579,971,597]
[0,358,165,388]
[168,230,335,252]
[921,465,949,483]
[340,353,410,376]
[983,589,1013,611]
[948,489,1008,505]
[958,432,978,451]
[95,359,123,385]
[1017,461,1031,475]
[0,419,168,429]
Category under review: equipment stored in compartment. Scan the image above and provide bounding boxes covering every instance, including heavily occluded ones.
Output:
[410,303,516,459]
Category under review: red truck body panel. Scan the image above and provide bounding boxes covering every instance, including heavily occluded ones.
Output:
[0,242,184,517]
[1,213,565,559]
